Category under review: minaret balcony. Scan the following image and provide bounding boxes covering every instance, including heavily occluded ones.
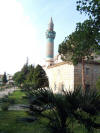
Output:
[46,30,56,39]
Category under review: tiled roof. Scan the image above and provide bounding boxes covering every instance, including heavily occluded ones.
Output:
[47,61,100,69]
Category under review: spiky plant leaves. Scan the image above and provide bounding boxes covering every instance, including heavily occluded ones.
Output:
[26,88,80,133]
[72,88,100,132]
[24,87,100,133]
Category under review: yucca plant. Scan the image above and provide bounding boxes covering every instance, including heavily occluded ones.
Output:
[24,87,100,133]
[73,88,100,132]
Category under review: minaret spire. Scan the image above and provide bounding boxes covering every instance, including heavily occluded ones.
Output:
[50,17,53,24]
[48,17,54,31]
[46,18,56,66]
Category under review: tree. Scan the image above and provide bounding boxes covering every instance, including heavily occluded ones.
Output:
[25,87,100,133]
[22,64,49,90]
[13,62,30,86]
[76,0,100,42]
[13,64,49,89]
[22,65,35,88]
[59,20,100,90]
[32,65,49,89]
[26,65,34,83]
[2,72,7,84]
[13,71,24,86]
[21,63,29,81]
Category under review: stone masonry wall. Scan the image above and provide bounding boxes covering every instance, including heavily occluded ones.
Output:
[74,63,100,88]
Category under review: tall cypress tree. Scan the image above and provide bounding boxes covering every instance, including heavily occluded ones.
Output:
[33,65,49,89]
[2,72,7,84]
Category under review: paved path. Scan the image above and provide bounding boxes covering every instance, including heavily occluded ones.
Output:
[0,104,28,111]
[0,88,28,111]
[0,87,18,98]
[9,104,29,111]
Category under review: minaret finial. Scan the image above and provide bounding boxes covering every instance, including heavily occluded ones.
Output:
[50,17,53,24]
[48,17,54,31]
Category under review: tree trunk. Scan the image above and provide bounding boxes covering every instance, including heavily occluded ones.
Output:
[82,58,85,91]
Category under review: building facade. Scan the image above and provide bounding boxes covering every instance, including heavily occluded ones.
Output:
[44,18,100,92]
[46,61,100,92]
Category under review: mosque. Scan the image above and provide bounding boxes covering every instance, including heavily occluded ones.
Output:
[44,18,100,92]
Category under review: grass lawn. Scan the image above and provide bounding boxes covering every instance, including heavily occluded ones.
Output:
[0,110,99,133]
[0,90,48,133]
[0,90,99,133]
[8,90,28,105]
[0,111,47,133]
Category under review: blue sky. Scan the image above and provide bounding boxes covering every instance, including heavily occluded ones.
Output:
[17,0,86,54]
[0,0,88,74]
[17,0,88,54]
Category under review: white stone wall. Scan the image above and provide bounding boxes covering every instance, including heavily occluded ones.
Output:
[46,62,74,93]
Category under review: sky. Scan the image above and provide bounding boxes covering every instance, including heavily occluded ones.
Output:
[0,0,88,75]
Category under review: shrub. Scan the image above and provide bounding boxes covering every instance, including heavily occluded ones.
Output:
[96,78,100,93]
[1,95,8,102]
[1,103,9,111]
[8,97,16,104]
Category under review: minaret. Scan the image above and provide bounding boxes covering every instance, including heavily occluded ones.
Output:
[45,17,56,66]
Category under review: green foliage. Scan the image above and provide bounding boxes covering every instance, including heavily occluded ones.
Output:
[0,111,46,133]
[26,65,35,83]
[13,71,24,86]
[76,0,100,16]
[59,20,100,64]
[32,65,49,89]
[59,19,100,89]
[13,63,49,90]
[76,0,100,42]
[2,72,7,84]
[13,62,30,86]
[0,111,99,133]
[96,77,100,90]
[13,63,34,86]
[26,87,100,133]
[8,97,16,104]
[8,90,28,104]
[1,102,9,111]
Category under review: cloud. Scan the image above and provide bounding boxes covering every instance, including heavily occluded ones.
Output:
[0,0,43,74]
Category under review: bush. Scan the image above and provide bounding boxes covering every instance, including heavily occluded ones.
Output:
[1,95,9,102]
[1,103,9,111]
[96,78,100,91]
[8,97,16,104]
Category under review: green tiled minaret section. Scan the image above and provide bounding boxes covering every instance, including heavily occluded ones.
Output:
[46,17,56,60]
